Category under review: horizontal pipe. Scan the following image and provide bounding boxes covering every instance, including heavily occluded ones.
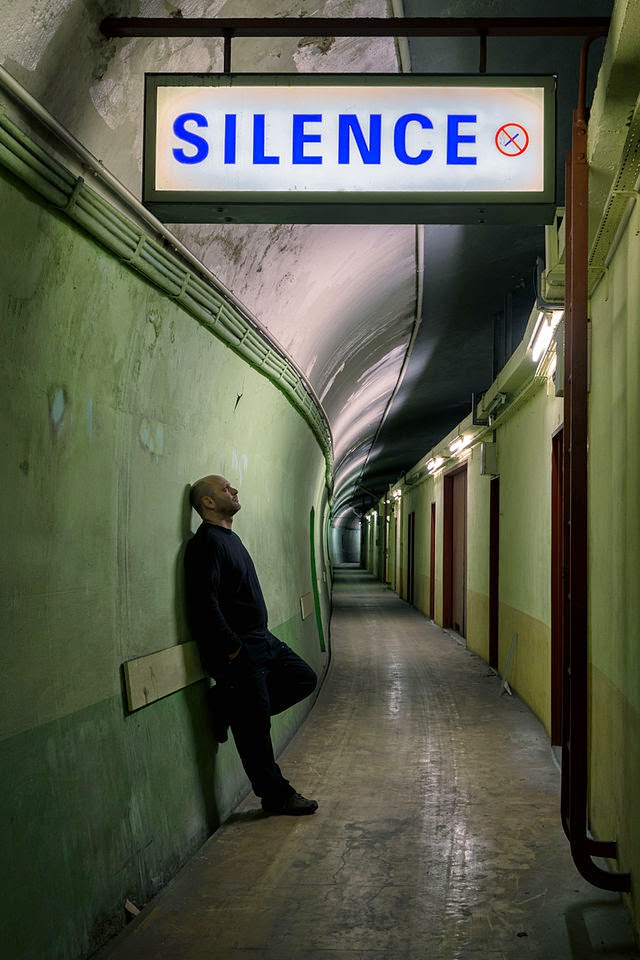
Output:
[0,64,330,451]
[0,103,333,470]
[101,16,611,39]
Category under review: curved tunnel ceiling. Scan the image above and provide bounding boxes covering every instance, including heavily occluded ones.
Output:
[0,0,613,525]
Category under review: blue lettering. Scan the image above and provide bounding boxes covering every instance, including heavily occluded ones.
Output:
[447,114,477,165]
[394,114,433,165]
[172,113,208,165]
[224,114,237,164]
[338,114,382,164]
[253,114,280,164]
[292,114,322,164]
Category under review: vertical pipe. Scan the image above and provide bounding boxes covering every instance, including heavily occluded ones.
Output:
[222,29,233,73]
[561,36,630,893]
[479,31,487,73]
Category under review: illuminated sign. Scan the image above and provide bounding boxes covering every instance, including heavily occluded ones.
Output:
[143,74,556,224]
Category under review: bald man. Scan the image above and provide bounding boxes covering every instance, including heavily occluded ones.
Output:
[184,475,318,815]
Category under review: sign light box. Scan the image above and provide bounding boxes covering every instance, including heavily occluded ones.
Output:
[143,74,556,224]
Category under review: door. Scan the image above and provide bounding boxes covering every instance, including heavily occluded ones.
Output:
[407,510,416,605]
[429,502,436,619]
[443,465,468,637]
[551,428,564,745]
[489,476,500,669]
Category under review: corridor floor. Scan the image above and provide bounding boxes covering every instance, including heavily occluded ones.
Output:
[96,567,638,960]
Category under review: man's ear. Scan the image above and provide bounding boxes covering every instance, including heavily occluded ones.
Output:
[201,494,216,511]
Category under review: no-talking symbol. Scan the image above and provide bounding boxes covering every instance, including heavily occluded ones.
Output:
[495,123,530,157]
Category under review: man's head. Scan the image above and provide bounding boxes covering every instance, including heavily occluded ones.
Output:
[190,475,241,528]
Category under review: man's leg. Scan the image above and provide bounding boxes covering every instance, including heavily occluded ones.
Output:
[224,669,294,806]
[266,641,318,716]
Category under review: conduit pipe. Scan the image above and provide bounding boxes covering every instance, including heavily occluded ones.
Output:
[0,101,333,486]
[561,35,631,893]
[0,64,332,471]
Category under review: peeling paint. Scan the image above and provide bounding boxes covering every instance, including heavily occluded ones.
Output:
[139,420,164,458]
[298,36,337,55]
[50,387,66,432]
[231,450,249,486]
[86,397,94,440]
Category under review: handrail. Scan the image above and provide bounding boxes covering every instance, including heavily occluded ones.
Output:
[560,34,630,893]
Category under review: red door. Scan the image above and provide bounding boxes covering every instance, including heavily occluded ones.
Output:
[429,502,436,619]
[551,428,564,745]
[489,476,500,669]
[443,465,468,637]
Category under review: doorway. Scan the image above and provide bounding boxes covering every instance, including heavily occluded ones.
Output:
[407,510,416,605]
[429,502,436,620]
[489,476,500,670]
[443,464,468,637]
[551,427,564,746]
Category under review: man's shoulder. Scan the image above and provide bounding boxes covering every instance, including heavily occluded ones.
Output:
[190,522,242,552]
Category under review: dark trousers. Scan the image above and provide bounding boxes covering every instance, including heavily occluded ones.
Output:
[221,641,317,805]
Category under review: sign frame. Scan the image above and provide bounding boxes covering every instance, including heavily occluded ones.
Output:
[143,72,556,225]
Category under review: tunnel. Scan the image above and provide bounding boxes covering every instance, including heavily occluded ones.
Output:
[1,2,639,958]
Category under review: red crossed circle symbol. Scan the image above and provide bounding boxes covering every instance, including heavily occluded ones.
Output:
[495,123,529,156]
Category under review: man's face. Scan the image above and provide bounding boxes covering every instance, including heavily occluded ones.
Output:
[211,477,241,516]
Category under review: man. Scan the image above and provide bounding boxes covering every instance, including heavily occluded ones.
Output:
[184,474,319,816]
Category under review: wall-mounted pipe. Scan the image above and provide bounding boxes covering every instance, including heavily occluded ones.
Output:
[0,101,333,489]
[0,64,331,472]
[560,34,631,894]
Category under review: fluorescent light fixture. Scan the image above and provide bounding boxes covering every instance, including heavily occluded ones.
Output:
[449,434,471,455]
[530,309,564,362]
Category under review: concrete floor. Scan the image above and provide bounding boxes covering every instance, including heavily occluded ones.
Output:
[96,567,638,960]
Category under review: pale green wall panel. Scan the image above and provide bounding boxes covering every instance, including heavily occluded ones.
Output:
[466,445,491,658]
[589,201,640,712]
[496,387,563,626]
[0,164,330,959]
[588,191,640,925]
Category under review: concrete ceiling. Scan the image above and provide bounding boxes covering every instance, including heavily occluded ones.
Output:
[0,0,613,524]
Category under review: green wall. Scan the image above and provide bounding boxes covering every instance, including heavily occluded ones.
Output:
[494,386,563,727]
[0,168,330,960]
[588,197,640,918]
[466,445,491,661]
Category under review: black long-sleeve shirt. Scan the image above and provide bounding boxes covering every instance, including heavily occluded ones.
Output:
[184,521,276,676]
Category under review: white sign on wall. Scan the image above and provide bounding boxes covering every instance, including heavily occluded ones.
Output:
[143,74,555,224]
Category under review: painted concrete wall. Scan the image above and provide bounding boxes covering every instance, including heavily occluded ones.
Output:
[0,167,330,960]
[588,196,640,923]
[466,446,492,662]
[493,387,564,727]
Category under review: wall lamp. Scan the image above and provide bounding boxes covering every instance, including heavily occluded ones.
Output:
[485,391,507,426]
[449,434,472,455]
[426,456,444,474]
[392,488,402,500]
[530,309,564,363]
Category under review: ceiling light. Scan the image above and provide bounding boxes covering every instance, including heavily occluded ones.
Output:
[530,309,564,363]
[449,434,471,455]
[426,456,444,474]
